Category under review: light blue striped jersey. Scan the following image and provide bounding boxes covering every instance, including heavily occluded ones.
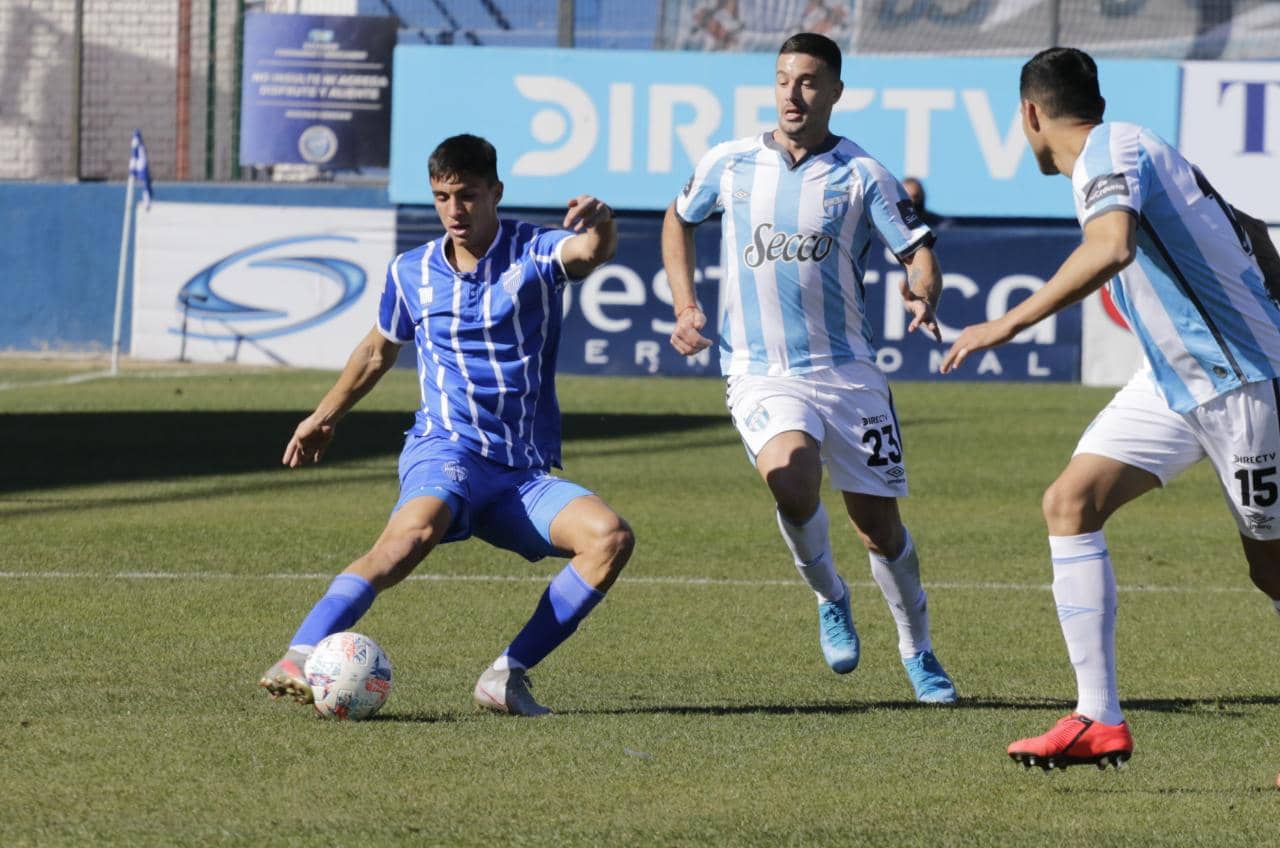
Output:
[675,132,933,377]
[377,220,575,469]
[1073,122,1280,413]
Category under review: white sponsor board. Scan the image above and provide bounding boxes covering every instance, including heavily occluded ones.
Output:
[1181,62,1280,222]
[1081,287,1144,387]
[132,203,394,368]
[1082,227,1280,387]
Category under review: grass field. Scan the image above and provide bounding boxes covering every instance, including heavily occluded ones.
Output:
[2,357,1277,846]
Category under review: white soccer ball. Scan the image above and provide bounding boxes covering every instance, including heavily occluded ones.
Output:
[304,632,393,720]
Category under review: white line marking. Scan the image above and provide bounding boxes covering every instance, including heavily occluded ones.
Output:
[0,371,112,391]
[0,367,277,392]
[0,570,1255,594]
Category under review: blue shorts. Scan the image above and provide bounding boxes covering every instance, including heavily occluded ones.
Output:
[394,435,592,562]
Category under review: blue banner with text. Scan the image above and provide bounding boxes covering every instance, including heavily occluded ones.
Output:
[396,209,1082,380]
[241,13,396,169]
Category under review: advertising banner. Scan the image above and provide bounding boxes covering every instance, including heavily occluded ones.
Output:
[396,210,1082,380]
[240,13,396,169]
[390,47,1178,217]
[1081,286,1145,388]
[132,203,395,368]
[1180,61,1280,223]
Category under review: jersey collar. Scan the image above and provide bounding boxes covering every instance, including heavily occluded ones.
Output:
[442,221,506,281]
[762,131,840,170]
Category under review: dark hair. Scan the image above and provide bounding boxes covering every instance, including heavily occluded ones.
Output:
[903,177,926,212]
[1020,47,1105,122]
[428,134,499,183]
[778,32,842,79]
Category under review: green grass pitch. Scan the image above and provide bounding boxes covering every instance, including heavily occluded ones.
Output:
[2,359,1277,845]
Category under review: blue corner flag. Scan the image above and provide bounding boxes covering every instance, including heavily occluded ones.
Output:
[129,129,153,209]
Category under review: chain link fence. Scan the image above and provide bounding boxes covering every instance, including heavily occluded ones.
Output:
[3,0,1277,181]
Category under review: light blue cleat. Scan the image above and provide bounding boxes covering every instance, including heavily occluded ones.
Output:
[817,579,859,674]
[902,650,957,703]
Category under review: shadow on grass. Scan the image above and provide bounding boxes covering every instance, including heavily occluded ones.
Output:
[0,410,729,495]
[329,694,1280,725]
[562,694,1280,718]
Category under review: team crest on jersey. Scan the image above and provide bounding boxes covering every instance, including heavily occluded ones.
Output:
[500,263,523,295]
[823,187,849,217]
[744,404,770,432]
[442,460,468,482]
[1083,173,1130,208]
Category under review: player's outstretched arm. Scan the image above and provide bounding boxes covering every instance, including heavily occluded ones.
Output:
[900,245,942,342]
[940,209,1136,374]
[662,202,712,355]
[282,326,402,467]
[560,194,617,279]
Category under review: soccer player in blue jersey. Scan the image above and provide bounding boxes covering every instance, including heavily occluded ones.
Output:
[259,134,632,716]
[942,47,1280,769]
[663,33,957,703]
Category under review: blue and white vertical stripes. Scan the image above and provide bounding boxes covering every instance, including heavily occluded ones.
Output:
[129,130,153,209]
[377,220,574,470]
[1071,122,1280,413]
[675,133,933,378]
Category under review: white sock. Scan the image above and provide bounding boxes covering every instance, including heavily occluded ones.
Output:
[491,654,526,672]
[1273,598,1280,617]
[869,527,931,658]
[1050,531,1123,726]
[777,505,845,603]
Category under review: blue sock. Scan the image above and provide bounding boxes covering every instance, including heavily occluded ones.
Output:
[504,564,605,669]
[288,573,376,651]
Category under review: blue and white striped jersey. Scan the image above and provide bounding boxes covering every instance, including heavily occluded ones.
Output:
[675,133,933,377]
[377,220,574,469]
[1073,122,1280,413]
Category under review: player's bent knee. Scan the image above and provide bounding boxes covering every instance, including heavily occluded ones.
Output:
[1041,479,1096,532]
[582,516,635,573]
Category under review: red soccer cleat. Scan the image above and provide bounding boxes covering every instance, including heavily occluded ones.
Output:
[1007,713,1133,771]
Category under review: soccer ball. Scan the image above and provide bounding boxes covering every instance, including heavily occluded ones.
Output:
[304,632,393,720]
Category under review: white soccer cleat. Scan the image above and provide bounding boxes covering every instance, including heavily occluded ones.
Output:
[473,666,552,717]
[258,649,314,705]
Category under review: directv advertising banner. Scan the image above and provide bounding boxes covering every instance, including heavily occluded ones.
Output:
[240,13,396,169]
[1180,61,1280,222]
[396,211,1081,380]
[390,47,1178,217]
[132,203,395,368]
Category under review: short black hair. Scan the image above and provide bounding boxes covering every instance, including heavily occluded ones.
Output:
[1020,47,1105,122]
[428,134,498,183]
[778,32,842,79]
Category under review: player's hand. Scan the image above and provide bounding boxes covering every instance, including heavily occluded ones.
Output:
[939,318,1016,374]
[563,195,613,232]
[282,415,335,467]
[670,305,712,356]
[900,278,941,342]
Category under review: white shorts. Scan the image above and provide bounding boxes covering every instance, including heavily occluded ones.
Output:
[726,360,907,497]
[1075,370,1280,539]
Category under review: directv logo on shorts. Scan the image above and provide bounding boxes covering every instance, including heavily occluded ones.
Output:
[298,125,339,164]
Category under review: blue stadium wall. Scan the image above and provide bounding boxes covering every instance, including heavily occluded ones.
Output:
[0,182,389,353]
[0,179,1082,383]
